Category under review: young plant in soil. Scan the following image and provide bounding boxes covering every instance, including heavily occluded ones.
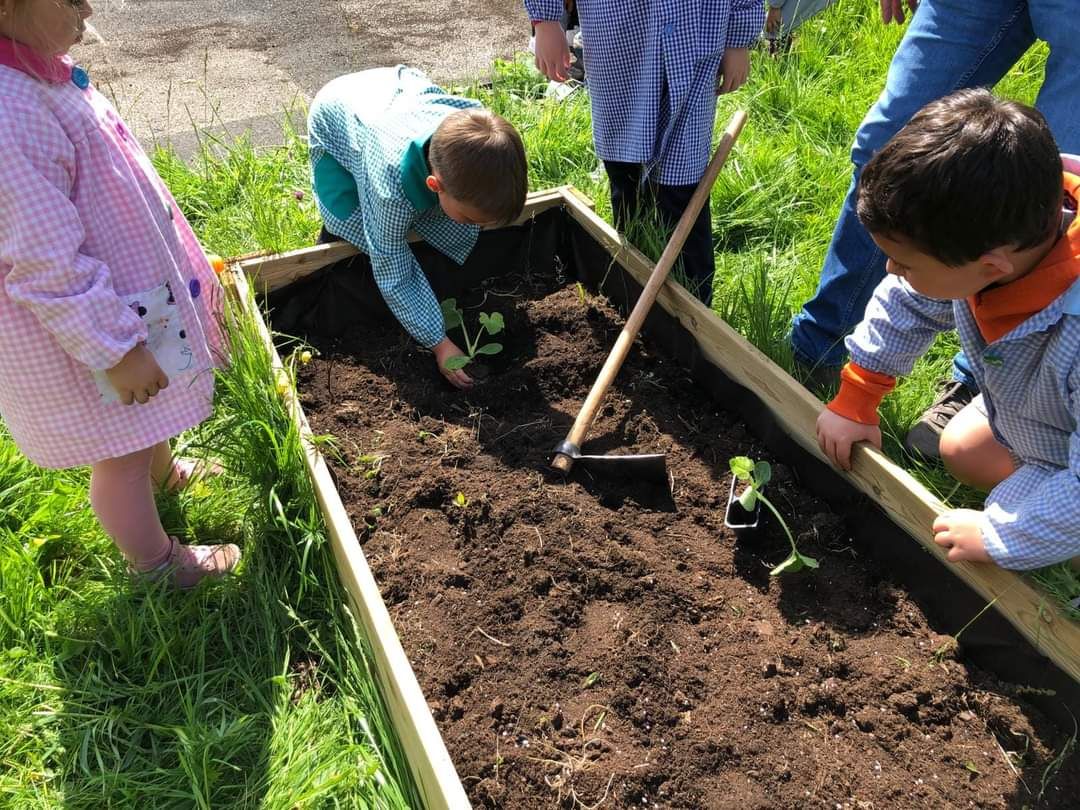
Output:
[440,298,504,370]
[729,456,820,576]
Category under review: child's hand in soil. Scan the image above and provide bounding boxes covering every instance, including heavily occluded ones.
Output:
[816,408,881,470]
[106,343,170,405]
[932,509,992,563]
[432,336,473,390]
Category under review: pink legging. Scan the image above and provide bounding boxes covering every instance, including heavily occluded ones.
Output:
[89,442,173,570]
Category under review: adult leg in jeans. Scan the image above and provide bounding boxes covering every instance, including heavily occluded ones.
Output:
[1027,0,1080,154]
[789,0,1036,373]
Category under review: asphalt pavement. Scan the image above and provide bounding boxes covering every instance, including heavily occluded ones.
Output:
[73,0,527,155]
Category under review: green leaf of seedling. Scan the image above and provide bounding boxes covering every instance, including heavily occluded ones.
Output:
[582,672,601,688]
[443,355,472,370]
[729,456,754,481]
[474,342,503,356]
[753,460,772,489]
[770,552,805,577]
[737,486,757,511]
[770,551,819,577]
[453,492,469,508]
[479,312,504,335]
[440,298,463,330]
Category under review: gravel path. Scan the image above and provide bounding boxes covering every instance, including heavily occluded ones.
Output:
[73,1,527,155]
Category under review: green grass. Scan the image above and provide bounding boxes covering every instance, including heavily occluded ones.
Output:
[0,286,419,806]
[2,5,1077,804]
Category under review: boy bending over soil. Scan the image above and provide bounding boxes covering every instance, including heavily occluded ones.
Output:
[817,88,1080,571]
[307,66,527,390]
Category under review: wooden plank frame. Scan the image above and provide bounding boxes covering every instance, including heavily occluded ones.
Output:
[225,188,577,809]
[225,186,1080,807]
[556,189,1080,684]
[225,271,469,807]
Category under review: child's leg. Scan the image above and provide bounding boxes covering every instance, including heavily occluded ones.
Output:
[939,397,1017,491]
[90,447,240,586]
[90,447,172,569]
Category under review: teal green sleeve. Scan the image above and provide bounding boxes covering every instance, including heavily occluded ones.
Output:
[312,152,360,222]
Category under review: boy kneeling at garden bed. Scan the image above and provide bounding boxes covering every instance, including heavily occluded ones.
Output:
[307,65,527,391]
[817,88,1080,571]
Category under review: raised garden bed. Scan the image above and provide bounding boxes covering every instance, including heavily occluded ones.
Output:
[234,189,1080,808]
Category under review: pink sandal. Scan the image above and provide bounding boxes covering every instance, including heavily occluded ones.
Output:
[133,536,241,589]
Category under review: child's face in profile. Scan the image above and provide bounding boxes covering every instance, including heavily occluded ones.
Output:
[437,190,498,228]
[871,232,1008,300]
[1,0,92,56]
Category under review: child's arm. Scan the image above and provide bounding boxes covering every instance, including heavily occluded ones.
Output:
[0,101,148,373]
[366,199,473,388]
[525,1,571,82]
[816,274,955,469]
[718,0,766,94]
[728,0,767,48]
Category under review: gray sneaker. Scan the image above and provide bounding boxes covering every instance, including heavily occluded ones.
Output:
[903,380,975,460]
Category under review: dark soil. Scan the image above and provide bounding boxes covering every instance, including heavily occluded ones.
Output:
[294,270,1079,809]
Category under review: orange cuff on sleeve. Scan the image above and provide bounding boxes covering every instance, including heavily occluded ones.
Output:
[826,362,896,426]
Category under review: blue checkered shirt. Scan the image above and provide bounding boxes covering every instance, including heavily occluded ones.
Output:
[525,0,763,185]
[846,251,1080,570]
[307,67,481,348]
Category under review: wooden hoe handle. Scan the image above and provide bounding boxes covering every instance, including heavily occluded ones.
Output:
[552,109,748,474]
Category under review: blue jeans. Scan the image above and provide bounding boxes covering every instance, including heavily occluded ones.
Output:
[790,0,1080,388]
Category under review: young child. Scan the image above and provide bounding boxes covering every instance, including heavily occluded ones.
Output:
[527,0,763,306]
[306,67,528,390]
[0,0,239,587]
[816,89,1080,571]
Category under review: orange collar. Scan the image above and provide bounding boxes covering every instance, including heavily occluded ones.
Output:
[968,172,1080,343]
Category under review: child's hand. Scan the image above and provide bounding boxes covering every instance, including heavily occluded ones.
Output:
[106,343,170,405]
[880,0,918,25]
[765,6,783,34]
[534,20,571,82]
[432,337,473,390]
[932,509,992,563]
[816,408,881,470]
[717,48,750,94]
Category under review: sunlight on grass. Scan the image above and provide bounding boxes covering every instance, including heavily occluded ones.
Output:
[0,288,418,807]
[2,5,1076,803]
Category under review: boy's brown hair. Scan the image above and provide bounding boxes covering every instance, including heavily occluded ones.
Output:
[857,88,1063,266]
[429,109,527,226]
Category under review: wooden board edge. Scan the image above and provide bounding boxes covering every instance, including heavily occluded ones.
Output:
[240,186,571,294]
[559,187,1080,684]
[223,265,471,810]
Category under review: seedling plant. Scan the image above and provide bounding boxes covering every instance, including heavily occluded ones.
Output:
[440,298,504,370]
[729,456,819,577]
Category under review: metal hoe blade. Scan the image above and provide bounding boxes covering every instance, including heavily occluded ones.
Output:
[554,441,669,485]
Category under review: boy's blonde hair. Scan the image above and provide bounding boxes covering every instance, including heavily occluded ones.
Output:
[429,109,527,226]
